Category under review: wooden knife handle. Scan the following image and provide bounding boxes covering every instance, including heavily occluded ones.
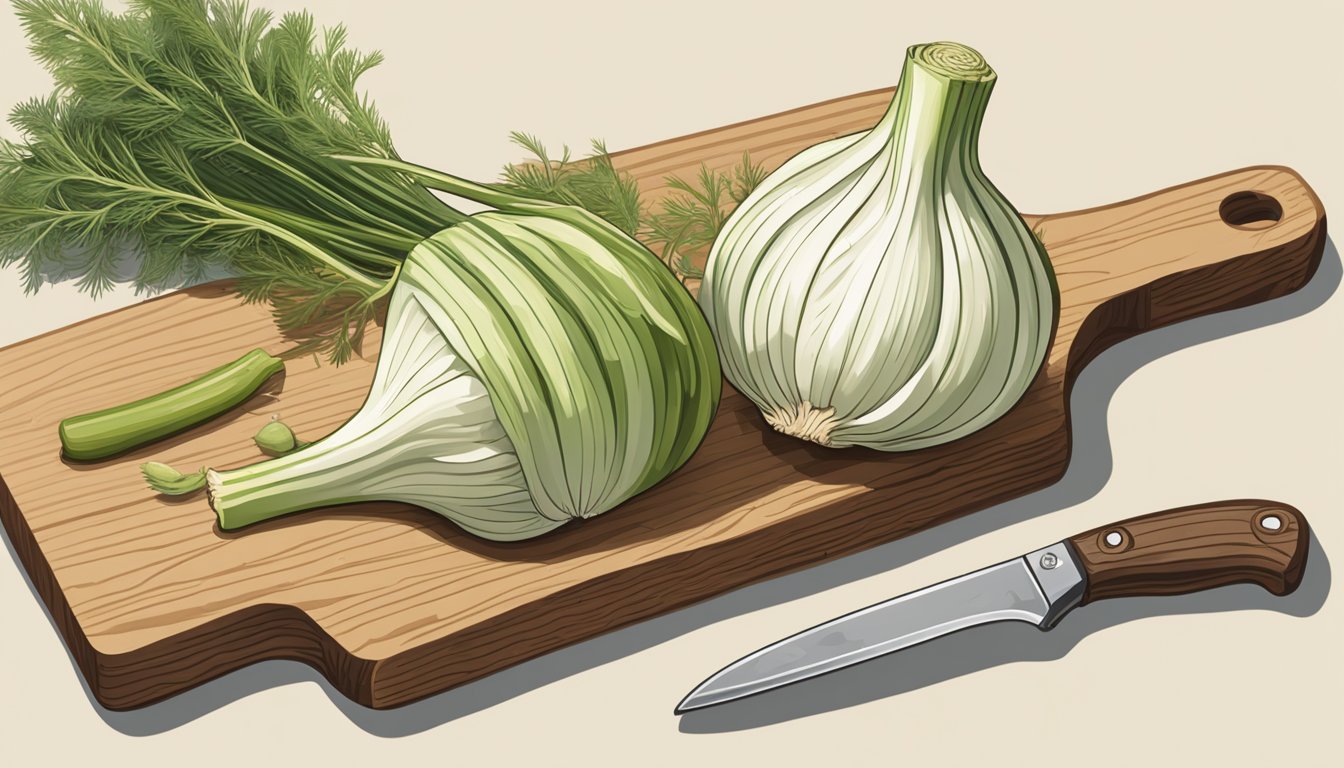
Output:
[1069,500,1309,604]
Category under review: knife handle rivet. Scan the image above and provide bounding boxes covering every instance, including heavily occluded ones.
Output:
[1039,552,1059,569]
[1260,514,1283,531]
[1104,531,1124,548]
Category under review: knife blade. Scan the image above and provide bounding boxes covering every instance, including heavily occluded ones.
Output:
[676,500,1308,713]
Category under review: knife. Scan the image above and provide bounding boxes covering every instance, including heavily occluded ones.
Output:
[676,500,1308,713]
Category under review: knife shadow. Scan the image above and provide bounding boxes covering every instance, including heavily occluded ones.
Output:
[677,530,1331,733]
[0,239,1337,738]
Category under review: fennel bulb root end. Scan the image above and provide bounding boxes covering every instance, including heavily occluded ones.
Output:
[764,401,840,447]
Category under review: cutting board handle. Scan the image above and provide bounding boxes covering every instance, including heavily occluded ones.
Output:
[1036,165,1327,373]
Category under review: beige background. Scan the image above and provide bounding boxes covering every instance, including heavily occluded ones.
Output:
[2,0,1341,765]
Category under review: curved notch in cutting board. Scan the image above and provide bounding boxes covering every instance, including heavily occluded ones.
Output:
[0,87,1327,710]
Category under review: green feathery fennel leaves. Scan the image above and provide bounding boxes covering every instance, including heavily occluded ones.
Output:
[497,132,645,237]
[1,0,463,363]
[3,0,768,359]
[498,140,766,280]
[645,153,767,278]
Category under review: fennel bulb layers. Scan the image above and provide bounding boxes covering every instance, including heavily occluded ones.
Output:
[207,207,720,541]
[699,42,1057,452]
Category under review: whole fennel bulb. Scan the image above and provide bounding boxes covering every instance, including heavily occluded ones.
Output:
[699,41,1057,451]
[206,188,721,541]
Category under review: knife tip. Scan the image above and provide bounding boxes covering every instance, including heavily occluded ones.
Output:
[673,687,711,715]
[672,694,696,715]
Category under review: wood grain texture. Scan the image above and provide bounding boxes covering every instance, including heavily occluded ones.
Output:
[1070,501,1309,601]
[0,87,1328,710]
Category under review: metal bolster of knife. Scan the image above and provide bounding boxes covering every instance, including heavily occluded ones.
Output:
[1024,541,1086,629]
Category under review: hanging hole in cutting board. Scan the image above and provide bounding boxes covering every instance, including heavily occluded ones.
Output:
[1220,191,1283,230]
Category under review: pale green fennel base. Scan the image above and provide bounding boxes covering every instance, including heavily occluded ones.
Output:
[204,286,558,542]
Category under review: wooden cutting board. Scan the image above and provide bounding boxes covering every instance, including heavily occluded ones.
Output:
[0,88,1326,710]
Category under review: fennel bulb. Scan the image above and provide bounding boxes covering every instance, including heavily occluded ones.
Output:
[698,41,1057,452]
[206,200,721,541]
